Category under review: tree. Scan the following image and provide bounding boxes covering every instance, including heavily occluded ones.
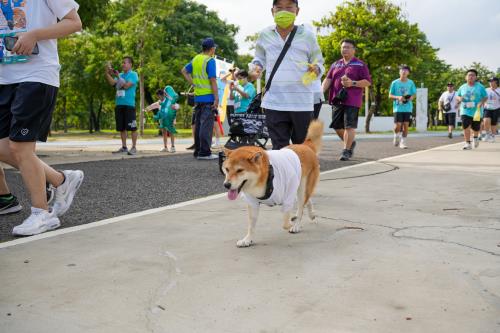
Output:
[316,0,443,132]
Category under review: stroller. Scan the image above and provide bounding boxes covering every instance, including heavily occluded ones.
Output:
[218,110,270,174]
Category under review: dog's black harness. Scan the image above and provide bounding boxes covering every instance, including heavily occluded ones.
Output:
[257,164,274,201]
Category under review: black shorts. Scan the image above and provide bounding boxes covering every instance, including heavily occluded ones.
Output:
[394,112,411,123]
[115,105,137,131]
[330,105,359,130]
[484,108,499,126]
[313,102,323,120]
[461,115,481,132]
[445,113,456,127]
[0,82,58,142]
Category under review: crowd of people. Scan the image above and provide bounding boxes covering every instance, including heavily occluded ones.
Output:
[0,0,498,237]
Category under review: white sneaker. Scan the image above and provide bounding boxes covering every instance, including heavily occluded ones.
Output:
[473,138,480,148]
[463,142,472,150]
[393,134,400,147]
[12,207,60,236]
[170,146,176,153]
[52,170,84,217]
[197,154,219,160]
[160,147,169,152]
[399,138,408,149]
[487,134,495,143]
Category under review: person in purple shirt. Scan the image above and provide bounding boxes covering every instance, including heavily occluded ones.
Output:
[322,39,372,161]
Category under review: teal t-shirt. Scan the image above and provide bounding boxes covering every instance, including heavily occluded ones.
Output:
[235,83,257,114]
[457,82,487,118]
[390,79,417,113]
[115,70,139,107]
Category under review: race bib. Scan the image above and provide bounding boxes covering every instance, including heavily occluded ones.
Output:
[464,102,475,108]
[116,90,125,97]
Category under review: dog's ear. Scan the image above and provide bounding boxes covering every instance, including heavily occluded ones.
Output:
[249,152,263,163]
[224,148,233,158]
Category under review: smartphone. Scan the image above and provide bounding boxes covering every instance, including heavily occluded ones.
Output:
[3,36,39,55]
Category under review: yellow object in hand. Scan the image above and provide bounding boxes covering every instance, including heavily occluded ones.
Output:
[473,106,481,122]
[302,71,317,86]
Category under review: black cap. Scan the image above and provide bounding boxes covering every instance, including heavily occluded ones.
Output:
[201,37,217,50]
[399,65,411,72]
[488,77,499,83]
[273,0,298,5]
[447,82,454,86]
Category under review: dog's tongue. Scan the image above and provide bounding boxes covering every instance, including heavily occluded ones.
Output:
[227,189,239,201]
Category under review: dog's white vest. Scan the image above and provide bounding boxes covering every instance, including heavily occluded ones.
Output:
[242,149,302,212]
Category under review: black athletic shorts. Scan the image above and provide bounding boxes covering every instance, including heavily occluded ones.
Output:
[191,107,198,126]
[484,108,499,126]
[115,105,137,131]
[330,104,359,130]
[445,113,456,127]
[0,82,58,142]
[394,112,411,123]
[461,115,481,132]
[313,102,323,120]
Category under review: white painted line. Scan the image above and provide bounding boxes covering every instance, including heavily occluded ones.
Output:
[0,142,463,249]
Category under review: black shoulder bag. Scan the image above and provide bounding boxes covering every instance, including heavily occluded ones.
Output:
[247,26,298,114]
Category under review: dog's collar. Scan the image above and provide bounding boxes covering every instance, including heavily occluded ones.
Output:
[257,164,274,201]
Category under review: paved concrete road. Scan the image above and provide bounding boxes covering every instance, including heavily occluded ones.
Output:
[1,136,460,242]
[0,140,499,333]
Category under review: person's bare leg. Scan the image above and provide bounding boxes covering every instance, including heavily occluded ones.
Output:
[484,118,492,135]
[0,138,64,188]
[171,134,175,147]
[464,127,471,142]
[335,128,344,141]
[0,167,9,195]
[120,130,127,148]
[402,122,409,137]
[9,141,48,210]
[344,128,355,149]
[131,130,138,149]
[162,129,168,148]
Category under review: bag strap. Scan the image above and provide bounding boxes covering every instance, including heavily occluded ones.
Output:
[493,89,500,98]
[448,92,455,102]
[264,25,298,93]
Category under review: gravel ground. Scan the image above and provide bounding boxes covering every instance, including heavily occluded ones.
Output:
[0,136,461,242]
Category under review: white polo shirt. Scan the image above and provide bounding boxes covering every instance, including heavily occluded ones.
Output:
[252,25,325,112]
[485,88,500,110]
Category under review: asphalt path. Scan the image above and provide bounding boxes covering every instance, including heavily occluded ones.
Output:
[0,136,461,242]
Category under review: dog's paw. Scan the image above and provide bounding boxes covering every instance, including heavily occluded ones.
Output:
[283,220,293,230]
[236,238,254,248]
[289,224,302,234]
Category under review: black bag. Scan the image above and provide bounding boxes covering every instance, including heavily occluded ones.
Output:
[247,26,298,114]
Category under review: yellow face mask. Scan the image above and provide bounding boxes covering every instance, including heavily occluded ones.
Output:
[274,11,296,29]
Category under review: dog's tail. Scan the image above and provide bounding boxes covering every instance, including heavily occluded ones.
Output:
[304,120,324,154]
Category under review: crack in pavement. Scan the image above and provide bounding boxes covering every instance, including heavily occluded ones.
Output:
[317,215,500,257]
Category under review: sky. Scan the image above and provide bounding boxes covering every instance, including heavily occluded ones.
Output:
[196,0,500,71]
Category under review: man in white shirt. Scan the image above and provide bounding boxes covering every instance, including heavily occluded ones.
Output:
[0,0,84,236]
[250,0,325,150]
[438,82,460,138]
[484,77,500,142]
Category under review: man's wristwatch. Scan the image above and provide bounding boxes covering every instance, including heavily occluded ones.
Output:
[352,81,357,87]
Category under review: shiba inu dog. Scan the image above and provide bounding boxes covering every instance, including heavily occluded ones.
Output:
[222,120,323,247]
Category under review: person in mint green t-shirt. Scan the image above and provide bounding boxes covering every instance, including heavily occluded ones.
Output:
[231,70,256,114]
[105,56,139,155]
[389,65,417,149]
[456,69,488,150]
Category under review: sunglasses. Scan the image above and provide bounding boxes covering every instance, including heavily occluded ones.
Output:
[3,36,39,55]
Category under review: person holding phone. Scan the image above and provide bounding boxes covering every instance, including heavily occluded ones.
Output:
[0,0,84,236]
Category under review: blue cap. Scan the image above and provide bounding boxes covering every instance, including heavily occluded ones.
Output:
[202,38,217,50]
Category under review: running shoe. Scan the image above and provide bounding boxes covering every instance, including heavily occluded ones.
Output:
[12,207,60,236]
[0,195,22,215]
[51,170,84,217]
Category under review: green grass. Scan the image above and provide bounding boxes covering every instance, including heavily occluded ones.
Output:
[47,128,193,141]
